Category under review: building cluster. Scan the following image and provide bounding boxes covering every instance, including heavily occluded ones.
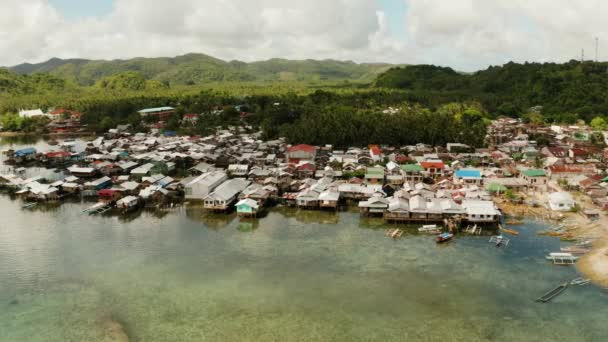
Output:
[487,118,608,212]
[12,108,84,134]
[1,116,607,222]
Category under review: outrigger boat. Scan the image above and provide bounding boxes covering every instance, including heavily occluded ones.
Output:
[489,235,510,248]
[536,282,568,303]
[385,228,404,239]
[570,277,591,286]
[545,253,578,265]
[419,224,441,234]
[436,232,454,243]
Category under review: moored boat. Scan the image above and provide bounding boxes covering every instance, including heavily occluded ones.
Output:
[500,226,519,236]
[436,232,454,243]
[545,252,578,265]
[536,282,568,303]
[570,277,591,286]
[419,224,441,234]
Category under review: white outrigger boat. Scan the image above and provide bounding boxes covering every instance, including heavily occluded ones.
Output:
[418,224,441,234]
[570,277,591,286]
[545,252,578,265]
[489,235,510,247]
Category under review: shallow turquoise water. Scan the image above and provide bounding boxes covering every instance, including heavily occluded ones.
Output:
[1,196,607,342]
[1,137,608,341]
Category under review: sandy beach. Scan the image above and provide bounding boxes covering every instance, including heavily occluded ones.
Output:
[498,188,608,288]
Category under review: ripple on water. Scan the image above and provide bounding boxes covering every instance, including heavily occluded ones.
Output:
[0,185,607,341]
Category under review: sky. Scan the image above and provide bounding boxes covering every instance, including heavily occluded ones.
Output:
[1,0,606,71]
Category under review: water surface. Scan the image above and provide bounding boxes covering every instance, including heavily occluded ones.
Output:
[1,137,607,341]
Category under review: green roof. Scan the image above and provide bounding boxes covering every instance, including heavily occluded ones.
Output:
[522,169,546,177]
[366,167,385,175]
[400,164,424,172]
[602,176,608,183]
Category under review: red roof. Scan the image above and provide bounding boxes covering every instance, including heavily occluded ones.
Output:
[548,165,583,173]
[570,148,588,156]
[98,189,118,197]
[50,108,82,117]
[420,161,445,169]
[395,154,410,163]
[296,163,316,171]
[370,147,381,156]
[45,151,71,158]
[287,144,317,154]
[183,113,199,118]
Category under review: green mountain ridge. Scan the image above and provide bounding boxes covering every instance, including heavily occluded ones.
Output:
[374,61,608,121]
[5,53,400,86]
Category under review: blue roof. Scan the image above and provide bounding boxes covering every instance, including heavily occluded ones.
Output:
[14,147,36,156]
[455,169,481,179]
[163,131,177,136]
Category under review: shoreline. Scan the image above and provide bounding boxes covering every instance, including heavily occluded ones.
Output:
[497,195,608,288]
[0,131,94,138]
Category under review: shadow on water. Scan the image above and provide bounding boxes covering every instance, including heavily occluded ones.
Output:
[0,135,44,146]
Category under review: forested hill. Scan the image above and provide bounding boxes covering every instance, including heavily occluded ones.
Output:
[6,53,398,86]
[374,61,608,122]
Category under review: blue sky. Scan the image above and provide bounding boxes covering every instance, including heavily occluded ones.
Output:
[379,0,408,39]
[49,0,114,19]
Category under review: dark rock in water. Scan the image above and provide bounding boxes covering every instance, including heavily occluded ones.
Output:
[9,299,19,305]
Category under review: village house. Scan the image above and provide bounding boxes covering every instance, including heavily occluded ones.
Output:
[548,192,576,211]
[286,144,317,163]
[318,189,341,210]
[235,198,260,217]
[184,171,228,200]
[520,169,548,190]
[227,164,249,177]
[137,107,176,121]
[365,166,385,184]
[359,195,389,216]
[18,109,44,118]
[401,164,424,183]
[420,160,445,178]
[461,200,501,223]
[203,178,251,211]
[453,169,483,185]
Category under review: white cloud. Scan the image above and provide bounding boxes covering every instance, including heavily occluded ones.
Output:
[405,0,608,70]
[0,0,404,66]
[2,0,608,71]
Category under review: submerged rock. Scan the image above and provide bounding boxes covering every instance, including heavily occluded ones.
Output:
[104,318,130,342]
[9,299,19,305]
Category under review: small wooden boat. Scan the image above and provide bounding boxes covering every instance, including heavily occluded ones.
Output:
[536,282,568,303]
[436,232,454,243]
[505,219,524,225]
[22,202,37,209]
[500,227,520,236]
[419,224,441,234]
[570,277,591,286]
[560,246,591,255]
